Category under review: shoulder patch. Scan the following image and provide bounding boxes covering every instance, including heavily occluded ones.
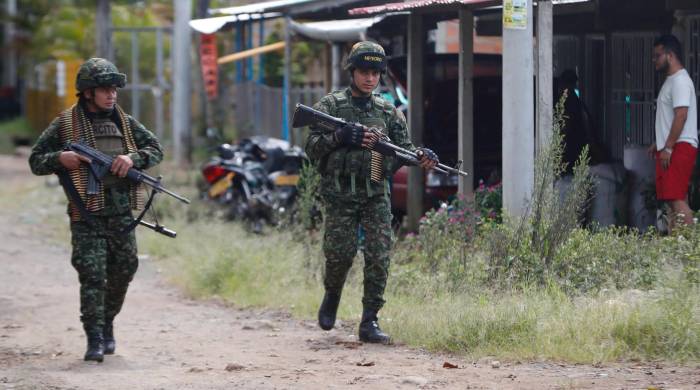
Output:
[331,90,348,105]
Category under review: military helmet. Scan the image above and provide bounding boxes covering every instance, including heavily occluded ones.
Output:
[75,58,127,93]
[344,41,387,72]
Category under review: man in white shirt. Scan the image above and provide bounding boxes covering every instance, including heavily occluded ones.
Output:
[648,34,698,231]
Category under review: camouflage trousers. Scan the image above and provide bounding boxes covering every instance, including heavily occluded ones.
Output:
[321,191,393,311]
[70,214,138,332]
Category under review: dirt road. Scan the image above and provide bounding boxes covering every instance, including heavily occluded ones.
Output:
[0,154,698,389]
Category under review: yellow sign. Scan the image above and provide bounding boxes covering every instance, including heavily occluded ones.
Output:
[503,0,528,30]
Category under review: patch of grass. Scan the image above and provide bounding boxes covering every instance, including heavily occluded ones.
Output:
[138,192,699,363]
[140,216,368,320]
[384,282,698,362]
[10,160,697,364]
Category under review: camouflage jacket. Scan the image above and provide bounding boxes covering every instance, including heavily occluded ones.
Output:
[305,87,414,196]
[29,106,163,217]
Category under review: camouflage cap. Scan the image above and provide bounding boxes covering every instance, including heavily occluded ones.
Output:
[345,41,387,72]
[75,58,127,93]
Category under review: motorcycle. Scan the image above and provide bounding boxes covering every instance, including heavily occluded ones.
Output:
[200,136,306,232]
[248,136,306,224]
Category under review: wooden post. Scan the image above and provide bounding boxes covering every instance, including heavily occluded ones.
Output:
[502,0,535,217]
[458,8,474,196]
[407,13,425,232]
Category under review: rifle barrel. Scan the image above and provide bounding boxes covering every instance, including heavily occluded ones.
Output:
[156,186,191,204]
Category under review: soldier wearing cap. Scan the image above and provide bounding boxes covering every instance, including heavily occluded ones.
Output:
[305,41,438,344]
[29,58,163,362]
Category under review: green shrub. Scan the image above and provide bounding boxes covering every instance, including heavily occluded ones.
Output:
[484,93,594,289]
[295,160,324,232]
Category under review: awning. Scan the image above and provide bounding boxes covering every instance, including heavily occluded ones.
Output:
[190,0,316,33]
[191,0,372,34]
[190,13,281,34]
[349,0,497,16]
[211,0,368,18]
[290,16,386,42]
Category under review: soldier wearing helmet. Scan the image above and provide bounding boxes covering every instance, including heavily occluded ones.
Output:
[29,58,163,362]
[305,41,438,344]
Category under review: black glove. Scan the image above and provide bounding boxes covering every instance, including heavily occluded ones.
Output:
[416,147,439,164]
[335,124,365,147]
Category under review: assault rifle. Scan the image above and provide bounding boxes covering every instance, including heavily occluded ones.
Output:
[291,103,469,177]
[63,142,190,238]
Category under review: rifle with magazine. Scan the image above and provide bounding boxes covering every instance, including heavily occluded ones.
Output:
[59,142,190,238]
[291,103,469,177]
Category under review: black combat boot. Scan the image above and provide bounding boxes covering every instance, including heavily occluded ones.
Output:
[84,328,105,362]
[358,309,391,344]
[103,322,115,355]
[317,291,341,330]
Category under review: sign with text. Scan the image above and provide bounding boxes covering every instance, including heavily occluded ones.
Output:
[200,34,218,100]
[503,0,528,30]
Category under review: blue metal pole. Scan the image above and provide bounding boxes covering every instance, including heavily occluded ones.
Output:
[282,16,291,141]
[258,20,265,84]
[254,19,264,135]
[236,24,243,83]
[247,22,253,81]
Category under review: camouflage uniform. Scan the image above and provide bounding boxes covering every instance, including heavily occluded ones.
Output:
[306,87,414,311]
[28,58,163,350]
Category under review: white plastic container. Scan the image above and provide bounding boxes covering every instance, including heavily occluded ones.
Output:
[589,163,627,227]
[623,145,657,232]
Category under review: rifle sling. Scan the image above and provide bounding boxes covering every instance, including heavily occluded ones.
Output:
[120,189,157,235]
[57,170,97,229]
[57,170,140,236]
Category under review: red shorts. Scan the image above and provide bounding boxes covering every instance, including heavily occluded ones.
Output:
[655,142,698,201]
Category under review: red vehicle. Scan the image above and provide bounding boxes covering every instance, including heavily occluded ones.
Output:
[383,53,503,219]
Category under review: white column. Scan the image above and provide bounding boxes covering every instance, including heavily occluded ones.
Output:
[502,0,535,217]
[458,8,474,196]
[536,0,553,154]
[3,0,17,88]
[172,0,192,166]
[331,43,341,91]
[96,0,113,59]
[407,13,425,232]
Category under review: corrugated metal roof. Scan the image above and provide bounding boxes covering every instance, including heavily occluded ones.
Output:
[212,0,315,15]
[349,0,495,16]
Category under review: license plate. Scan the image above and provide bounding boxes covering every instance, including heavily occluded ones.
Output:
[208,172,234,198]
[274,174,299,186]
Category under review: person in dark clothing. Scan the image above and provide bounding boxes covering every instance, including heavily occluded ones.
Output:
[558,69,590,173]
